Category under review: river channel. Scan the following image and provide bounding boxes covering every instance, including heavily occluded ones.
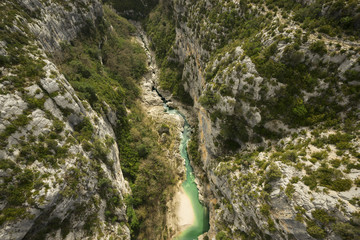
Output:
[134,22,210,239]
[161,100,209,240]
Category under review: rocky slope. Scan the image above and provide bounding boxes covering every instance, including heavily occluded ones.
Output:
[2,0,360,239]
[0,1,131,239]
[148,0,360,239]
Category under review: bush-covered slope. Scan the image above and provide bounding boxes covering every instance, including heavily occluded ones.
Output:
[142,0,360,239]
[0,1,178,239]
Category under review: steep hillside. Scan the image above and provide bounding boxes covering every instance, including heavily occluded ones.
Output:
[142,0,360,239]
[0,0,182,239]
[1,0,359,239]
[0,1,134,239]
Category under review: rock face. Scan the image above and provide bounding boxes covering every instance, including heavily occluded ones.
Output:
[159,0,360,239]
[0,1,130,239]
[2,0,360,239]
[22,0,103,52]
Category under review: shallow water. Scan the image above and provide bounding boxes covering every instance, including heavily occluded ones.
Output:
[165,105,210,240]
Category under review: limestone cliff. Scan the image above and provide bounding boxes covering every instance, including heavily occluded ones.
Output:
[2,0,360,239]
[152,0,360,239]
[0,1,131,239]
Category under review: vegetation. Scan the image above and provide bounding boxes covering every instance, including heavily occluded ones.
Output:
[309,41,327,56]
[302,166,353,192]
[184,0,359,151]
[266,163,282,182]
[1,0,360,239]
[270,0,360,37]
[306,221,327,239]
[53,5,177,238]
[55,6,146,114]
[145,1,194,105]
[120,107,176,238]
[199,90,220,108]
[0,1,46,91]
[216,231,232,240]
[0,2,177,238]
[0,167,41,225]
[0,114,31,148]
[285,183,295,199]
[312,209,335,225]
[188,127,202,167]
[333,222,360,240]
[177,0,359,238]
[107,0,159,19]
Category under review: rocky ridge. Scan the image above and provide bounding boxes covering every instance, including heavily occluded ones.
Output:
[155,0,360,239]
[0,1,131,239]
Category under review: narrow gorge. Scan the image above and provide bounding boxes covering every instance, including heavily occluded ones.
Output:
[1,0,360,240]
[135,23,209,239]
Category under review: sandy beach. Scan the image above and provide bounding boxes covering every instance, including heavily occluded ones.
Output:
[167,184,196,239]
[176,186,195,230]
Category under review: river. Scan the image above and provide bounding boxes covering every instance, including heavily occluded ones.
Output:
[133,22,210,239]
[163,103,210,240]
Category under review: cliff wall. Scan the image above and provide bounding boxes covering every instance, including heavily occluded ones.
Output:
[0,1,131,239]
[164,0,360,239]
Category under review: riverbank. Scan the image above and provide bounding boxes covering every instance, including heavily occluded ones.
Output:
[167,184,196,238]
[176,186,196,229]
[133,23,193,238]
[133,22,212,239]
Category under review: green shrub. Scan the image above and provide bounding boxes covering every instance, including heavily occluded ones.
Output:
[81,140,92,152]
[307,223,326,239]
[74,117,93,141]
[318,25,337,36]
[266,163,282,182]
[295,206,306,222]
[282,44,304,66]
[336,141,352,150]
[83,213,98,234]
[292,99,308,118]
[330,159,341,168]
[219,116,248,151]
[0,207,27,225]
[303,166,352,192]
[344,69,360,82]
[282,151,297,163]
[188,128,202,167]
[333,222,360,240]
[216,231,231,240]
[331,179,352,192]
[0,114,31,144]
[126,206,139,235]
[260,204,270,216]
[0,159,16,170]
[290,176,300,183]
[199,90,220,109]
[92,139,109,163]
[311,151,328,161]
[309,41,327,56]
[355,178,360,187]
[302,174,317,190]
[312,209,335,225]
[268,217,277,232]
[327,133,354,144]
[285,183,295,199]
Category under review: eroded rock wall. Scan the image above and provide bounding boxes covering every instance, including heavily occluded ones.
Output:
[0,1,131,239]
[168,0,360,239]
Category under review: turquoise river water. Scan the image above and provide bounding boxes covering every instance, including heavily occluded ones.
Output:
[163,104,210,240]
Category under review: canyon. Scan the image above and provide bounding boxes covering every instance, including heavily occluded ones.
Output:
[1,0,360,240]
